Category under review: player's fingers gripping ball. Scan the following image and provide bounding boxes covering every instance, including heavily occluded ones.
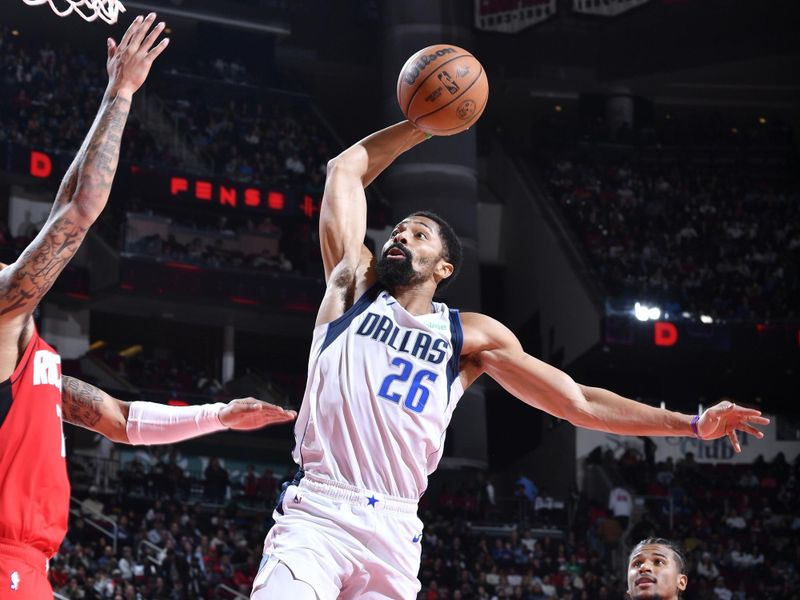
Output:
[397,44,489,136]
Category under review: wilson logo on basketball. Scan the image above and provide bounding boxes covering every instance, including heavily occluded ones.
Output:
[402,47,457,86]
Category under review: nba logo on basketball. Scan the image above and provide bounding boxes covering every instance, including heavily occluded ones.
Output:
[437,71,459,94]
[32,350,62,391]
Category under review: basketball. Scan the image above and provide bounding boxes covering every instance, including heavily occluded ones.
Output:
[397,44,489,136]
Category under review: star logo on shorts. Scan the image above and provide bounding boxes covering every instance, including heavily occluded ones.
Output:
[367,495,379,507]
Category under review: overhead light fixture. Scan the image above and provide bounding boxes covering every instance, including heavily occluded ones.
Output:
[700,315,713,324]
[634,302,662,322]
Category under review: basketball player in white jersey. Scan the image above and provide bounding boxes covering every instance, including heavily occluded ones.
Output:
[251,121,769,599]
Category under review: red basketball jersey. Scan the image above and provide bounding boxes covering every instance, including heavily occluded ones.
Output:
[0,328,70,559]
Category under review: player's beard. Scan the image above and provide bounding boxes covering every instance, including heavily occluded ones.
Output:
[376,244,420,289]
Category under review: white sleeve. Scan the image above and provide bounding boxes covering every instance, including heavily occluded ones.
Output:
[126,401,228,445]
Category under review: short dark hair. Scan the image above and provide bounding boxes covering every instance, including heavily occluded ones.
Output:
[630,537,688,575]
[408,211,462,292]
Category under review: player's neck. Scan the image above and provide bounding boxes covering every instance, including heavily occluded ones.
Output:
[389,285,436,316]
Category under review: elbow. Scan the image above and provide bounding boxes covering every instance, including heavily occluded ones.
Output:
[325,157,340,175]
[65,192,103,227]
[327,146,367,176]
[560,385,594,429]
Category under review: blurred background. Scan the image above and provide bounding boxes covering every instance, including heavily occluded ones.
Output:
[0,0,798,598]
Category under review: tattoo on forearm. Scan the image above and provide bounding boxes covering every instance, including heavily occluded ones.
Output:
[80,95,131,197]
[0,216,88,316]
[61,376,104,428]
[0,95,131,316]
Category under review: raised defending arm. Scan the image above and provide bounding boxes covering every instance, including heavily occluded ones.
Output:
[0,14,169,321]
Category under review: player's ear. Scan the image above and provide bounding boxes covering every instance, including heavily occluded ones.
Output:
[677,574,688,591]
[435,258,453,282]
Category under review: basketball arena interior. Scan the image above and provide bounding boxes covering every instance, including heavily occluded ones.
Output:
[0,0,798,598]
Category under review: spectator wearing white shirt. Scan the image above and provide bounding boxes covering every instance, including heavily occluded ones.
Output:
[713,576,733,600]
[696,551,720,580]
[724,510,747,530]
[609,485,633,530]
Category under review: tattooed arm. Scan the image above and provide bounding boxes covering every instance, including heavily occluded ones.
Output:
[61,376,131,443]
[0,14,169,321]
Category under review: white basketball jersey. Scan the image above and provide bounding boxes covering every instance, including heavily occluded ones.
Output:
[292,285,465,500]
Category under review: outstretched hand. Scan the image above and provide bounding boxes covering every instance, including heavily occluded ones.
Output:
[106,12,169,97]
[696,400,769,452]
[219,397,297,431]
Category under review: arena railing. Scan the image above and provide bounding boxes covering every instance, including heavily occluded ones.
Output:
[137,538,164,567]
[68,496,120,555]
[216,583,250,599]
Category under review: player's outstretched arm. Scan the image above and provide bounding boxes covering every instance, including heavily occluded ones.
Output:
[0,14,168,322]
[319,121,428,283]
[61,376,297,444]
[460,313,769,452]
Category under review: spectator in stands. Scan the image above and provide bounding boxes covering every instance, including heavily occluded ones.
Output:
[81,486,106,518]
[203,458,230,504]
[609,485,633,531]
[713,576,734,600]
[515,473,538,511]
[257,468,278,505]
[695,550,720,581]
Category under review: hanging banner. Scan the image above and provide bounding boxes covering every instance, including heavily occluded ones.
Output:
[475,0,557,33]
[572,0,650,17]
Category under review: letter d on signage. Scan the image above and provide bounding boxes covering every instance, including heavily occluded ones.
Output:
[30,151,52,178]
[654,322,678,347]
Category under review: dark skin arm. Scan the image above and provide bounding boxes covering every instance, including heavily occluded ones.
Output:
[61,376,130,443]
[61,376,296,444]
[0,14,169,380]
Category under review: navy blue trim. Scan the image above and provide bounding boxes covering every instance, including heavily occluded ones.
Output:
[275,469,305,516]
[319,284,382,355]
[445,309,463,406]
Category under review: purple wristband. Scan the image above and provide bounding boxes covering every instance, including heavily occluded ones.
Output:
[690,414,702,439]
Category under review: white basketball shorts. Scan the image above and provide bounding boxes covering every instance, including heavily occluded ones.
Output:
[252,473,424,599]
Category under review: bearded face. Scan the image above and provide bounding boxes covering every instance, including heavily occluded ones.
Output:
[376,242,421,289]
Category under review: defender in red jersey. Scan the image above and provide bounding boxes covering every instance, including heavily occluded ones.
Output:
[0,16,295,599]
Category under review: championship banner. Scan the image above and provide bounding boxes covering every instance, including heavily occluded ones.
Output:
[572,0,650,17]
[475,0,557,33]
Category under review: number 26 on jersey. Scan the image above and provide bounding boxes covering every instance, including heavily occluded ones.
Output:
[378,357,437,414]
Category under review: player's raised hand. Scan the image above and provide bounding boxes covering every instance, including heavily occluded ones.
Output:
[106,12,169,96]
[219,397,298,431]
[696,399,770,452]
